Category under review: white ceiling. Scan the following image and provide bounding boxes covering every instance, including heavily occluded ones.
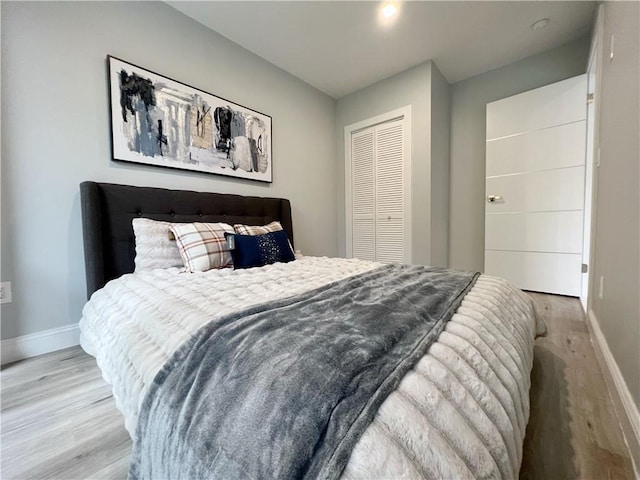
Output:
[168,1,595,99]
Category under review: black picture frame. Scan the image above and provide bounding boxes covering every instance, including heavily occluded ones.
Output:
[108,56,273,183]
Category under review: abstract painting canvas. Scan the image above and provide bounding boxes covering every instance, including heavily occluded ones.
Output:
[108,56,272,183]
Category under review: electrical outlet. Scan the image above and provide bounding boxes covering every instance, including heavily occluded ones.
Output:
[599,276,604,300]
[0,282,12,304]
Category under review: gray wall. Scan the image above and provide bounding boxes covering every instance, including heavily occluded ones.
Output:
[335,61,449,267]
[429,64,451,267]
[0,1,337,340]
[448,37,591,271]
[590,1,639,409]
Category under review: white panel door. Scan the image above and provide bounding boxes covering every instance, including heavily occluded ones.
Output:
[486,75,587,139]
[485,166,585,213]
[486,121,586,176]
[485,75,587,296]
[485,211,584,253]
[485,250,583,296]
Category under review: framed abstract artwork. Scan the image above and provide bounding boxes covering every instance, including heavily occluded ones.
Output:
[107,56,272,183]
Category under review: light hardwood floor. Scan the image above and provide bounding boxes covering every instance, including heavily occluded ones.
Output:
[1,293,635,479]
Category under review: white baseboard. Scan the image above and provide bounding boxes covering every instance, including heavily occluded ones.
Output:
[1,323,80,365]
[586,309,640,478]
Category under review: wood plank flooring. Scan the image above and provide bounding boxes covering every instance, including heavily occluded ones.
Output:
[1,293,635,479]
[1,347,131,479]
[520,293,635,480]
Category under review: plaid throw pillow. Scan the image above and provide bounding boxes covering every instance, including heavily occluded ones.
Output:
[233,221,283,236]
[169,222,234,272]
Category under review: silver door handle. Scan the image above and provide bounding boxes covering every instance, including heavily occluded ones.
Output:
[487,195,503,203]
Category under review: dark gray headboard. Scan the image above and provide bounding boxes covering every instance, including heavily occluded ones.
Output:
[80,181,294,299]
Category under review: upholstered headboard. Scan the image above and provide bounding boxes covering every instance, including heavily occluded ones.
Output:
[80,181,294,299]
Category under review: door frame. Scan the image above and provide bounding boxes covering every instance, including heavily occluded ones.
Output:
[344,105,412,262]
[582,5,604,312]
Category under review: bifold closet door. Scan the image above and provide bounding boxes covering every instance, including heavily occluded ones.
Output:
[374,120,405,263]
[351,128,376,261]
[485,74,587,296]
[350,118,407,264]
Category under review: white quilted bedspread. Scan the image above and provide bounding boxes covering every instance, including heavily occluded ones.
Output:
[79,256,539,479]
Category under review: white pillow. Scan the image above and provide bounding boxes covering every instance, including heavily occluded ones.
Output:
[169,222,234,272]
[132,218,184,272]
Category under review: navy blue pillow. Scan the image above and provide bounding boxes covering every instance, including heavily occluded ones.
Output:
[226,230,295,269]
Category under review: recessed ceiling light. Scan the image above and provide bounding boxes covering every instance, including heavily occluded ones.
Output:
[381,2,398,18]
[531,18,550,31]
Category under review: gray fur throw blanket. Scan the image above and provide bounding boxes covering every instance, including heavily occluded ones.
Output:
[129,264,479,480]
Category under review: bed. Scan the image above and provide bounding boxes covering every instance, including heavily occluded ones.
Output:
[79,181,542,480]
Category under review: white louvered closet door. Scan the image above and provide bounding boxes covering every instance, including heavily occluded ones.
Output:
[350,118,407,264]
[351,128,376,261]
[375,120,405,263]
